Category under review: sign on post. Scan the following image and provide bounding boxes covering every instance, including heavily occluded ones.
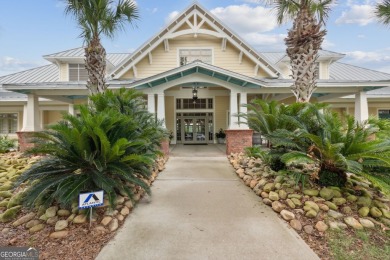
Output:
[79,190,104,209]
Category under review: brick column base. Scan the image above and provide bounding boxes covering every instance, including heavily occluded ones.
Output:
[160,139,170,157]
[16,131,37,152]
[225,129,254,155]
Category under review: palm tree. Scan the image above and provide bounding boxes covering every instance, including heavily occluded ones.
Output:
[264,0,334,102]
[376,0,390,25]
[65,0,138,94]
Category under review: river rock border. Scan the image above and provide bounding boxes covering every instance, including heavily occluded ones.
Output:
[0,152,168,240]
[228,153,390,235]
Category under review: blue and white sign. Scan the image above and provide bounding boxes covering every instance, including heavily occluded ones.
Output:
[79,190,104,209]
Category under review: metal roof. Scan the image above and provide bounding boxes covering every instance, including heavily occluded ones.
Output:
[329,62,390,81]
[261,50,345,65]
[44,47,84,59]
[0,64,59,84]
[106,53,130,67]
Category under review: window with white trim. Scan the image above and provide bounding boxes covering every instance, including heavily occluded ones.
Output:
[378,109,390,119]
[179,49,212,66]
[69,64,88,81]
[0,113,17,134]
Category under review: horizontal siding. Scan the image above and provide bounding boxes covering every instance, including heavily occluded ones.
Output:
[121,36,272,79]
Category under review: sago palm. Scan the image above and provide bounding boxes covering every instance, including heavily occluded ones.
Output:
[16,89,165,209]
[264,0,334,102]
[65,0,138,94]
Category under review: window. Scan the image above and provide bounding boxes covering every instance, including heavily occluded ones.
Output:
[379,110,390,119]
[69,64,88,81]
[176,98,213,109]
[0,113,17,134]
[179,49,212,66]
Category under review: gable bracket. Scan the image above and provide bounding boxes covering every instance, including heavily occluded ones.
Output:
[239,51,243,64]
[254,65,259,77]
[148,52,153,65]
[221,38,227,52]
[164,39,170,52]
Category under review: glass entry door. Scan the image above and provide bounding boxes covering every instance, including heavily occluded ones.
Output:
[177,113,213,144]
[183,117,206,143]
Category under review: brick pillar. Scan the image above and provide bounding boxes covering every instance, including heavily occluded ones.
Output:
[225,129,253,155]
[160,139,169,157]
[16,131,36,152]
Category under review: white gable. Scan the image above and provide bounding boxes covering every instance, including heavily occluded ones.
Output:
[111,3,282,79]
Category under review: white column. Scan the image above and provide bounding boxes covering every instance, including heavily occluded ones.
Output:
[239,92,249,129]
[229,91,239,129]
[68,104,75,116]
[21,94,41,131]
[157,93,166,128]
[147,94,156,114]
[354,91,368,122]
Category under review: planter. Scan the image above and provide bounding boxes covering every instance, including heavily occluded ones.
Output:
[217,138,225,144]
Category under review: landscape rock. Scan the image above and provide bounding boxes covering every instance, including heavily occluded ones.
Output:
[303,225,314,234]
[46,216,59,226]
[286,199,296,209]
[57,209,71,217]
[278,190,287,200]
[55,220,68,231]
[344,217,363,229]
[305,210,317,218]
[49,231,68,239]
[332,198,347,206]
[262,198,272,206]
[304,201,319,212]
[25,220,41,229]
[324,201,338,210]
[101,216,113,226]
[370,207,383,218]
[329,221,347,230]
[373,200,388,210]
[346,195,358,202]
[116,195,125,205]
[94,225,107,234]
[331,190,343,198]
[263,183,275,192]
[73,214,87,224]
[288,194,302,199]
[359,218,375,228]
[29,224,45,233]
[272,201,286,213]
[318,204,329,211]
[290,219,302,231]
[303,189,319,196]
[45,206,58,218]
[381,208,390,219]
[120,206,130,216]
[319,188,334,200]
[357,196,372,207]
[268,191,279,201]
[109,218,119,232]
[280,210,295,221]
[260,192,269,198]
[315,221,328,232]
[12,212,35,227]
[341,206,352,214]
[117,214,124,221]
[328,210,344,219]
[291,198,302,206]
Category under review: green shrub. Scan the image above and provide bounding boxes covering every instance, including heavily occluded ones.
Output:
[16,88,166,209]
[0,135,16,153]
[244,146,266,160]
[318,169,347,187]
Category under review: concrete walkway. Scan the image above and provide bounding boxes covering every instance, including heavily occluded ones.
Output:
[97,145,319,260]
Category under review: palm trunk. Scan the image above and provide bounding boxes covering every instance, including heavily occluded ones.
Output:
[285,8,326,103]
[85,36,107,94]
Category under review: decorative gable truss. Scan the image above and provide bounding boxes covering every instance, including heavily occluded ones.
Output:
[111,3,282,80]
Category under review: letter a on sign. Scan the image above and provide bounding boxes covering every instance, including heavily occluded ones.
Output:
[79,190,104,209]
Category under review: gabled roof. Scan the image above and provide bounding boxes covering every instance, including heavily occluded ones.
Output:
[110,2,282,79]
[329,62,390,81]
[0,64,59,84]
[269,50,345,64]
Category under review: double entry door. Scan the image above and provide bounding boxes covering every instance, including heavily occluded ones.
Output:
[176,113,213,144]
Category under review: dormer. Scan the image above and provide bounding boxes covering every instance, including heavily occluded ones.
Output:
[267,50,345,80]
[43,47,128,81]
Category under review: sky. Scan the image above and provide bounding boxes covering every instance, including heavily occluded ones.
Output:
[1,0,390,76]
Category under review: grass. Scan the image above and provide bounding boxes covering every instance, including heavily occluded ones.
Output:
[326,228,390,260]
